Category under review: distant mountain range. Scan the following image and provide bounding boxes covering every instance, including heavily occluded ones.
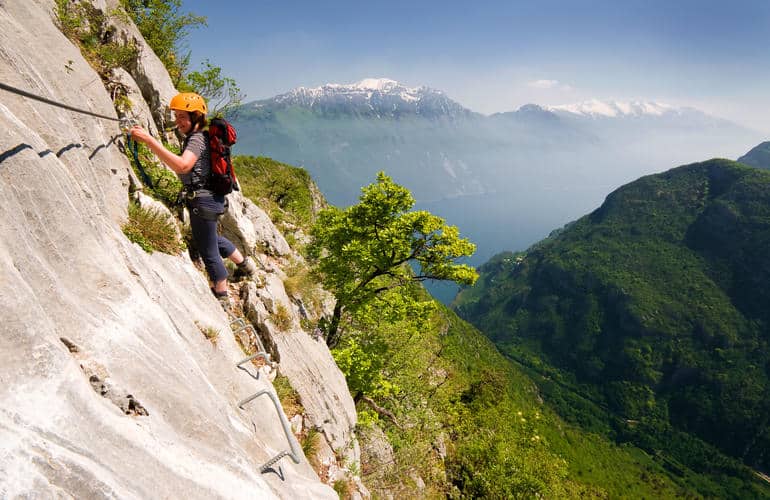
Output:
[252,78,473,119]
[231,78,764,272]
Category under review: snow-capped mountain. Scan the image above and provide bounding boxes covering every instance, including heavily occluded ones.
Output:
[249,78,474,119]
[546,99,687,118]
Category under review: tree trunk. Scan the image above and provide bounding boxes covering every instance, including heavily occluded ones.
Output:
[325,301,343,349]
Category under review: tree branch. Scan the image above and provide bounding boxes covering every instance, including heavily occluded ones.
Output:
[361,396,403,430]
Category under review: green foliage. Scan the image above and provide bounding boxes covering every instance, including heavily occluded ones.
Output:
[332,288,432,402]
[272,303,292,331]
[122,201,183,254]
[54,0,139,80]
[233,155,319,230]
[119,0,205,85]
[455,159,770,496]
[348,296,606,498]
[301,428,321,461]
[214,154,723,497]
[448,408,570,498]
[128,141,183,207]
[308,172,478,347]
[185,59,245,117]
[273,374,303,417]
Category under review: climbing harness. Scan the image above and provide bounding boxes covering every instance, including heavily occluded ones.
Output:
[226,307,302,475]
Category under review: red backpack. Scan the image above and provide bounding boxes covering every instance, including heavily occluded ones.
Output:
[207,117,239,195]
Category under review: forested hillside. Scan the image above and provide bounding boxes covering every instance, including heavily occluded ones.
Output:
[242,157,770,497]
[454,159,770,497]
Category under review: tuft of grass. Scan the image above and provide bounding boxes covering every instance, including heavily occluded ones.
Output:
[122,201,183,254]
[195,321,219,344]
[282,259,324,317]
[272,303,293,331]
[273,374,303,417]
[301,428,322,469]
[333,479,351,498]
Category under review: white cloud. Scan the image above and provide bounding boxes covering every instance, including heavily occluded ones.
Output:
[528,79,573,91]
[529,79,559,89]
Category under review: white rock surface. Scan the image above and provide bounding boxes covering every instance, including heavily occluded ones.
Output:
[112,67,160,137]
[0,2,336,498]
[221,191,291,257]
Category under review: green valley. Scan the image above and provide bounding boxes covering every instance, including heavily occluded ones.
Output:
[454,159,770,498]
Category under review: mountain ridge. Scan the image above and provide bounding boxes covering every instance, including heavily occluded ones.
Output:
[246,77,476,119]
[244,77,748,127]
[737,141,770,169]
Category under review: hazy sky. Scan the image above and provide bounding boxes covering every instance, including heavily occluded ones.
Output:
[181,0,770,134]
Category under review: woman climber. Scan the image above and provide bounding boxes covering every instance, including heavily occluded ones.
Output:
[129,92,257,306]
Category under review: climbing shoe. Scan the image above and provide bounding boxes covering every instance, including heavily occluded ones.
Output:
[233,256,259,280]
[211,287,230,311]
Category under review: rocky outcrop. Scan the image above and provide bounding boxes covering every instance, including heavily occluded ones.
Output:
[112,67,160,137]
[103,0,178,136]
[0,2,348,498]
[221,191,292,257]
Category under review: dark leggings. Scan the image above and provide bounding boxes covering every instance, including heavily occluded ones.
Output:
[188,195,236,283]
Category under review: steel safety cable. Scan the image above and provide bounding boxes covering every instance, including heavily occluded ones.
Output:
[0,81,120,122]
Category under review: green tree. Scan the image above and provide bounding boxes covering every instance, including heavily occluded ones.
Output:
[308,172,478,348]
[184,59,245,117]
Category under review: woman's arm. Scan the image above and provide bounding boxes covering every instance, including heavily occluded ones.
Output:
[128,126,197,174]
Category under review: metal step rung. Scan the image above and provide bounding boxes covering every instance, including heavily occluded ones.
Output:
[230,318,267,353]
[236,352,272,380]
[238,389,302,474]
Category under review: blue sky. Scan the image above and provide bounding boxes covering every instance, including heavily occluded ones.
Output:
[182,0,770,133]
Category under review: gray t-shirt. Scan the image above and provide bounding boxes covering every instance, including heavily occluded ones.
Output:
[179,131,212,194]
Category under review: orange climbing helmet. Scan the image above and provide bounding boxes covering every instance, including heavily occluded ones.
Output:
[169,92,207,114]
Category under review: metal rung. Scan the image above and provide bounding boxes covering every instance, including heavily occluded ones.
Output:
[237,352,271,367]
[236,352,272,380]
[238,389,302,473]
[230,317,267,353]
[260,450,290,473]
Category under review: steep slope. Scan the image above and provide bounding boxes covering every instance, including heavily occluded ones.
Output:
[0,2,346,497]
[454,159,770,490]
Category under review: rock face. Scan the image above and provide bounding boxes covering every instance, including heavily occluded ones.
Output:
[220,191,292,258]
[104,0,179,136]
[0,2,350,498]
[241,279,358,463]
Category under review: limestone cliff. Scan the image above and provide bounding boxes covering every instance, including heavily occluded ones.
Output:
[0,1,358,498]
